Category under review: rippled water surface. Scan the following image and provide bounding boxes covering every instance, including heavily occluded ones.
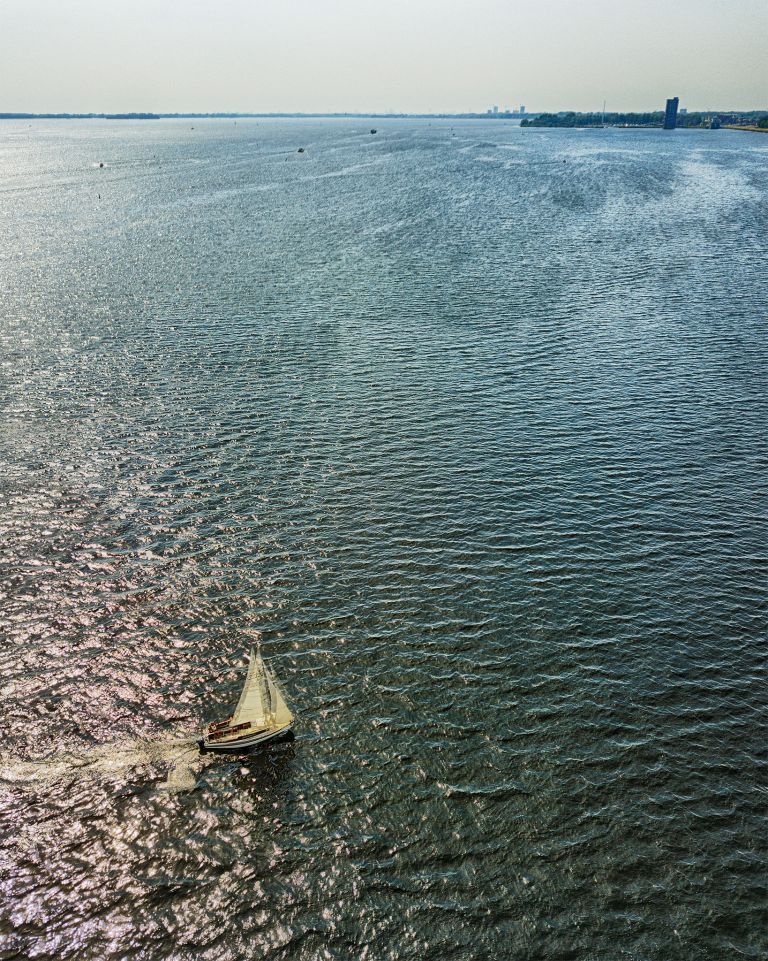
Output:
[1,119,767,960]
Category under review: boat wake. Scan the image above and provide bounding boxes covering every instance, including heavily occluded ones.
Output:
[0,737,204,794]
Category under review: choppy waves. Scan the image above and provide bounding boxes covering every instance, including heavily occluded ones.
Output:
[0,119,766,961]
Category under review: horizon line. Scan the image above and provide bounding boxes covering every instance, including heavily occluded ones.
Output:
[2,107,767,120]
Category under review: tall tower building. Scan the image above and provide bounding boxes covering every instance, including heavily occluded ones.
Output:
[663,97,679,130]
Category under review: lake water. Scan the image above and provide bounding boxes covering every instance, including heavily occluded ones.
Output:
[0,119,766,960]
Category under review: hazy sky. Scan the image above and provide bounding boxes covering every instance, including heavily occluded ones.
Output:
[1,0,766,113]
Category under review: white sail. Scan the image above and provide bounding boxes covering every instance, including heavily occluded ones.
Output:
[231,649,270,728]
[230,648,294,730]
[264,664,294,727]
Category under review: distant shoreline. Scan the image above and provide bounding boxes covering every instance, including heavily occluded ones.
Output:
[521,110,767,130]
[1,111,530,121]
[723,124,768,133]
[2,111,766,127]
[0,112,163,121]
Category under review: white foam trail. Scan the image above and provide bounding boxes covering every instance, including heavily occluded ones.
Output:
[158,753,200,794]
[0,737,203,793]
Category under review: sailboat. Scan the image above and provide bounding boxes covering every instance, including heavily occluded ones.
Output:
[199,648,295,752]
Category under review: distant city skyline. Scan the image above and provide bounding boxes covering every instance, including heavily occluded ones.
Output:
[1,0,766,114]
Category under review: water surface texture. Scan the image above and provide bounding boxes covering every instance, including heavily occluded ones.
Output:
[1,119,767,960]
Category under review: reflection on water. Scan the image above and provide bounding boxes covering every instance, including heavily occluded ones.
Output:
[1,119,766,960]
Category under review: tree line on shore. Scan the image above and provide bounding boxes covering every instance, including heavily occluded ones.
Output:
[521,111,768,129]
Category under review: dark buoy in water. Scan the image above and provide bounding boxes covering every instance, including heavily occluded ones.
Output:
[370,128,377,134]
[297,147,305,153]
[99,162,104,168]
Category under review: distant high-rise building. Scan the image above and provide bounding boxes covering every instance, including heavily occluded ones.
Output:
[520,105,526,114]
[663,97,679,129]
[492,105,499,114]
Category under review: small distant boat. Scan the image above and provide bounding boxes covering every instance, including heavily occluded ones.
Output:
[200,647,295,752]
[370,129,377,134]
[297,147,305,153]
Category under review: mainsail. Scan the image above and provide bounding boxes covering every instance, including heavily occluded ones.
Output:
[231,648,293,729]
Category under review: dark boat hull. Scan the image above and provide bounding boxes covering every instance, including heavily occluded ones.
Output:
[198,724,294,754]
